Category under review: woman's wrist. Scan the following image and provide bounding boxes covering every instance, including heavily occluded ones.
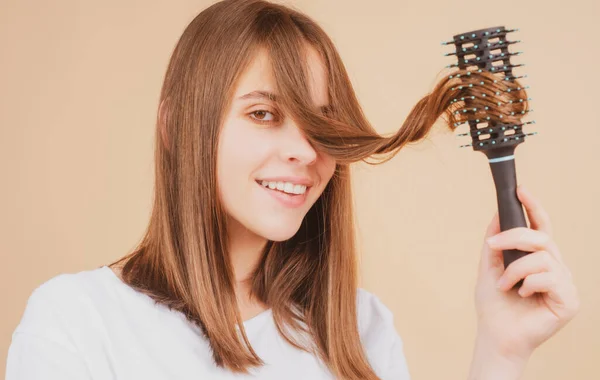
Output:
[467,331,532,380]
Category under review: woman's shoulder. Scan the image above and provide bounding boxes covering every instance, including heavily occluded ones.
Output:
[356,287,396,331]
[7,266,132,379]
[13,266,120,337]
[356,288,411,378]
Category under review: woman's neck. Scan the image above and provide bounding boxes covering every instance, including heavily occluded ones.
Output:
[227,217,270,321]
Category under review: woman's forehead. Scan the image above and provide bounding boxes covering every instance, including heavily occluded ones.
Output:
[233,46,329,109]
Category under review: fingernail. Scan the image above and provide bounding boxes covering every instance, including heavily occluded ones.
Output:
[486,236,498,246]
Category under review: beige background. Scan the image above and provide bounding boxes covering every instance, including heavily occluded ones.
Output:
[2,0,598,378]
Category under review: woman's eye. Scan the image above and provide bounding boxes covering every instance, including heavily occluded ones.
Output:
[249,109,278,124]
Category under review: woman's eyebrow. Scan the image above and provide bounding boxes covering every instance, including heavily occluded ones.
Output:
[237,90,278,102]
[237,90,331,114]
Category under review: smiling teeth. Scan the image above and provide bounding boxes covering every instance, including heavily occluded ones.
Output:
[260,180,307,195]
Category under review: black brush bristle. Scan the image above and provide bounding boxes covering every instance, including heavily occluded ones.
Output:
[442,26,536,160]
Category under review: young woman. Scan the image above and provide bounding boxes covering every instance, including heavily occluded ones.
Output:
[6,0,579,379]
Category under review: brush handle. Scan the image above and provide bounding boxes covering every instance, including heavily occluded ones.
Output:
[488,155,530,288]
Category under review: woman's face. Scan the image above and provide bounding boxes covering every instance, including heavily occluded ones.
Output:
[217,45,336,242]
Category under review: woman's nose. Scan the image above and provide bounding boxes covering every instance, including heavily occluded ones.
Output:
[280,122,318,165]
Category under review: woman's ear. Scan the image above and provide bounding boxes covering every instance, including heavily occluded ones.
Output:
[158,98,170,152]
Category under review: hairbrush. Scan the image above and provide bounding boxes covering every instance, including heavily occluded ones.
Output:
[441,26,537,288]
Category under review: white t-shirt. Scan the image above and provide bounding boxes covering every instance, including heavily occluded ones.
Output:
[6,265,411,379]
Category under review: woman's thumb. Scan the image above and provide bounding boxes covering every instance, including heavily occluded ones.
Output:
[478,211,505,278]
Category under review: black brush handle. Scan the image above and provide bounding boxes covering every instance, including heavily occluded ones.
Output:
[488,155,530,288]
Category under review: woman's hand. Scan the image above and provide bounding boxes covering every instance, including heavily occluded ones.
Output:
[473,184,580,362]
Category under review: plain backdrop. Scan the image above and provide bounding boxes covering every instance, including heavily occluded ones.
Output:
[1,0,598,378]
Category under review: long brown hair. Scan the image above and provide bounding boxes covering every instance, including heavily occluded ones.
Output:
[110,0,528,378]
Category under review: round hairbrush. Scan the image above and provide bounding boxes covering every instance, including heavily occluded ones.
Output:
[441,26,537,288]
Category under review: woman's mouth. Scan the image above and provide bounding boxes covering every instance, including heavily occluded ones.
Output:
[255,180,310,208]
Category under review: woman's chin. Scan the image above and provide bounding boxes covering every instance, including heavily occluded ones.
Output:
[255,220,303,242]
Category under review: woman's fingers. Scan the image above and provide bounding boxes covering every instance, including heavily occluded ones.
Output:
[487,227,552,253]
[497,250,561,291]
[516,185,567,270]
[515,266,580,322]
[486,227,566,269]
[516,184,553,236]
[517,271,559,298]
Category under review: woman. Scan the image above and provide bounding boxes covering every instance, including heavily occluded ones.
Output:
[6,0,579,379]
